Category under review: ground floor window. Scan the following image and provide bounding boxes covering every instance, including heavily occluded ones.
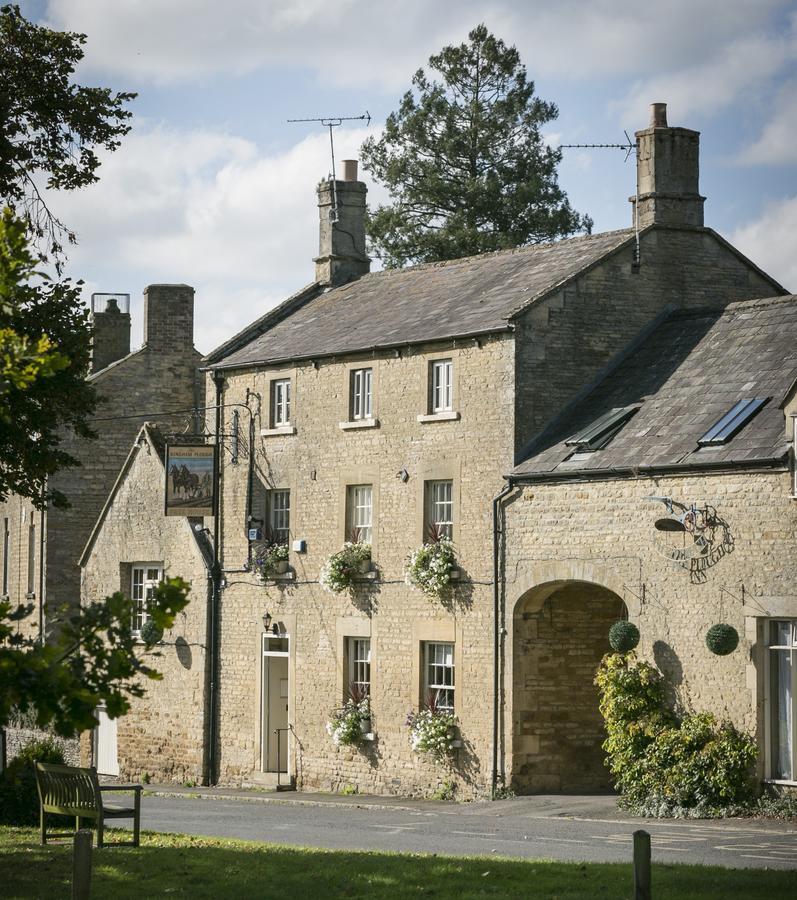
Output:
[424,641,454,711]
[347,637,371,700]
[768,619,797,781]
[131,564,163,634]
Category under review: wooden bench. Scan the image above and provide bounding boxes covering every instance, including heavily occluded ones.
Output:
[34,762,142,848]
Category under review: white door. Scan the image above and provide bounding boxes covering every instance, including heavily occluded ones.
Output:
[262,636,289,773]
[95,707,119,776]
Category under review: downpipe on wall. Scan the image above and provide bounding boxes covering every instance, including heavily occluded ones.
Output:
[492,478,515,797]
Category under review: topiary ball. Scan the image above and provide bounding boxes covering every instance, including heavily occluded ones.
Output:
[705,623,739,656]
[608,620,640,653]
[140,619,163,645]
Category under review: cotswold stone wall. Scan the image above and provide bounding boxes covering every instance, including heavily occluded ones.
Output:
[213,335,515,799]
[513,226,783,457]
[502,470,797,788]
[80,436,209,785]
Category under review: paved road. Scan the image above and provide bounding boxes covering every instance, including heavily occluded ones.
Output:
[131,794,797,870]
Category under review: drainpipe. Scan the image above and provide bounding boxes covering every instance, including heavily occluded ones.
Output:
[38,507,46,642]
[205,372,224,785]
[491,478,515,797]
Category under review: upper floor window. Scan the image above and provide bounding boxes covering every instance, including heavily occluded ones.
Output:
[424,641,454,711]
[132,564,163,635]
[346,484,373,544]
[430,359,453,412]
[425,479,453,541]
[271,378,291,427]
[347,637,371,699]
[350,368,373,420]
[268,489,291,544]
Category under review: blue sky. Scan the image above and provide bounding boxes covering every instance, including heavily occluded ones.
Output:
[23,0,797,353]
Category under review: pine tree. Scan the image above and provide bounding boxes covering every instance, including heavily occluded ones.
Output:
[361,25,592,268]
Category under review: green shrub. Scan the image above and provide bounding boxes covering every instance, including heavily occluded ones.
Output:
[608,620,640,652]
[0,737,65,826]
[594,652,756,816]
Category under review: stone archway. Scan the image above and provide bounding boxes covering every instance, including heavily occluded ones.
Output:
[511,580,626,793]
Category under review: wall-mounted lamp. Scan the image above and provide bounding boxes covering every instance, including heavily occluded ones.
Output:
[396,467,410,483]
[263,611,272,631]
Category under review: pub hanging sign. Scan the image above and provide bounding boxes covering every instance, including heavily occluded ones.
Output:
[165,443,216,517]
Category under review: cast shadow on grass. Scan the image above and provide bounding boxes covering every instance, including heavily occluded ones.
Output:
[1,827,795,900]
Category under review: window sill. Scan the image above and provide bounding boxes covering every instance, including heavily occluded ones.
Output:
[339,418,379,431]
[25,591,36,600]
[353,570,378,583]
[259,571,295,584]
[763,778,797,787]
[260,425,296,437]
[417,411,460,423]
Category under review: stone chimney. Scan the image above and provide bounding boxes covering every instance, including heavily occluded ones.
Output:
[314,159,370,286]
[143,284,195,352]
[90,293,131,373]
[631,103,705,228]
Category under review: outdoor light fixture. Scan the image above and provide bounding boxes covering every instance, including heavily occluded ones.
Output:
[263,611,272,631]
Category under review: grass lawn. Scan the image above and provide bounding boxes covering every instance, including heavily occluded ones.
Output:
[1,826,794,899]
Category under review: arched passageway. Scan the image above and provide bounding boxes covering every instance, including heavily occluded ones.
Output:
[511,581,626,793]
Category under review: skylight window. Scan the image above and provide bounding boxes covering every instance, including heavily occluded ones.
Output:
[697,398,768,447]
[564,406,639,451]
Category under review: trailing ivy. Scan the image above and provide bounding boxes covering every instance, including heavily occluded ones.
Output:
[595,652,756,816]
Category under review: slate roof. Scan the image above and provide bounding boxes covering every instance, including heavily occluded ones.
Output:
[208,228,635,370]
[512,295,797,480]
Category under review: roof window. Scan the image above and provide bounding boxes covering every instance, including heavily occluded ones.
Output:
[564,406,639,451]
[697,398,768,447]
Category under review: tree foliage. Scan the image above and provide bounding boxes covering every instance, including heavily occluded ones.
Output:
[361,24,592,267]
[0,208,96,509]
[0,3,135,266]
[1,578,191,738]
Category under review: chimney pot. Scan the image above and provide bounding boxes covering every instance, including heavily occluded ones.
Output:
[342,159,358,182]
[650,103,668,128]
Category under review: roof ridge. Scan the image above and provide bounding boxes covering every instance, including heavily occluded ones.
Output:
[360,228,635,280]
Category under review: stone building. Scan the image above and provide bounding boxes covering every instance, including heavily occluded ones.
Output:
[79,424,211,783]
[191,104,785,798]
[502,295,797,792]
[1,284,203,637]
[0,285,202,768]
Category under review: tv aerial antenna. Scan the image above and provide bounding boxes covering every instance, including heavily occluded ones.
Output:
[559,131,641,264]
[288,111,371,222]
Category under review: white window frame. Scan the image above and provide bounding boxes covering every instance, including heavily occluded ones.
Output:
[272,378,291,427]
[2,517,10,597]
[131,564,163,636]
[347,637,371,699]
[26,520,35,597]
[351,368,373,421]
[268,489,291,544]
[346,484,373,544]
[425,479,453,541]
[766,619,797,783]
[424,641,455,711]
[430,359,453,412]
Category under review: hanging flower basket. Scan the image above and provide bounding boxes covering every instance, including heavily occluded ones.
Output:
[326,697,371,746]
[608,620,640,653]
[406,706,458,760]
[252,543,289,581]
[405,538,457,598]
[705,623,739,656]
[139,619,163,645]
[319,542,372,594]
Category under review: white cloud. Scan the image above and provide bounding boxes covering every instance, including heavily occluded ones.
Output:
[732,196,797,292]
[43,0,793,90]
[614,27,797,127]
[740,80,797,165]
[50,123,385,353]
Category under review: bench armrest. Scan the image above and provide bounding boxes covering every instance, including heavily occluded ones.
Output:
[99,784,143,792]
